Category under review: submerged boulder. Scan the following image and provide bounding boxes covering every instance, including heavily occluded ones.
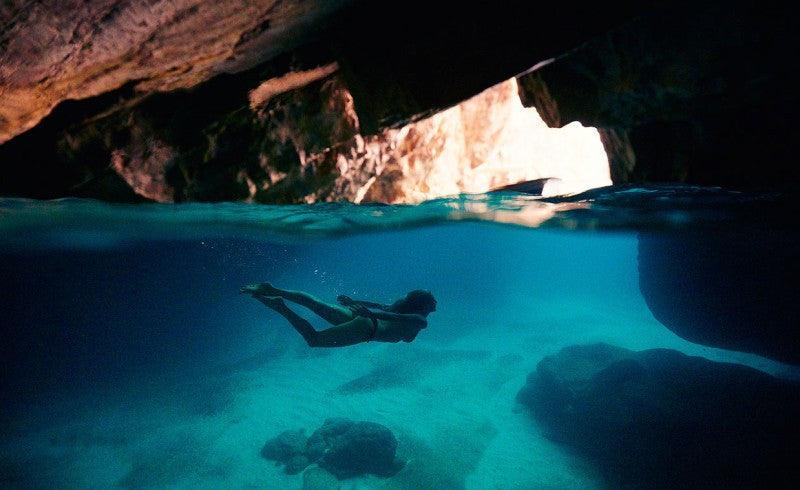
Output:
[517,343,800,488]
[308,418,402,479]
[637,230,800,365]
[261,429,309,475]
[262,418,402,479]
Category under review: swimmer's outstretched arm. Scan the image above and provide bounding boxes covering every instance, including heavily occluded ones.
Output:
[337,295,389,310]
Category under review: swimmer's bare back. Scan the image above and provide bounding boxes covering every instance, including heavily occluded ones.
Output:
[241,283,436,348]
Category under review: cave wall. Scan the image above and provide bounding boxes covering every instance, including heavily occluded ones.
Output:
[516,2,800,189]
[0,57,608,203]
[0,0,354,144]
[0,47,345,202]
[1,0,652,202]
[4,1,800,199]
[0,0,648,143]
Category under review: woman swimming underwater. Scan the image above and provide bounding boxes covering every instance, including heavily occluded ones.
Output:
[241,283,436,347]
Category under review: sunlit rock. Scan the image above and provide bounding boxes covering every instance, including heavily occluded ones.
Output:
[329,78,610,203]
[0,0,353,143]
[0,69,609,202]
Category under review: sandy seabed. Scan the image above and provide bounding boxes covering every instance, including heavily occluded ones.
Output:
[3,293,793,490]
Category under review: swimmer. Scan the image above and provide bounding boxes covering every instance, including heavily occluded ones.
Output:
[241,283,436,347]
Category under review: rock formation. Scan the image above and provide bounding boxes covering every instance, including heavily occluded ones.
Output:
[3,1,800,196]
[2,1,661,202]
[0,1,646,142]
[517,343,800,488]
[637,230,800,365]
[306,418,402,479]
[261,418,403,479]
[0,0,353,144]
[516,2,800,189]
[261,428,310,475]
[0,69,608,203]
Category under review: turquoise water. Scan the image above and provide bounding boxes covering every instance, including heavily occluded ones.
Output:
[1,188,798,488]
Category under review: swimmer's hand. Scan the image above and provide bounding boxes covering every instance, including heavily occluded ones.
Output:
[337,295,355,307]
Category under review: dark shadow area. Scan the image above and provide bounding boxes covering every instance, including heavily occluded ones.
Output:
[0,239,303,415]
[638,229,800,364]
[517,343,800,488]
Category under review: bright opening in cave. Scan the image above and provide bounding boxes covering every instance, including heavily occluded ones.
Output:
[340,77,610,204]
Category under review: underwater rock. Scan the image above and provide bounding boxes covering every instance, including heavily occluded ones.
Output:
[308,418,402,479]
[638,231,800,364]
[517,343,800,488]
[286,454,312,475]
[262,418,402,479]
[261,429,309,474]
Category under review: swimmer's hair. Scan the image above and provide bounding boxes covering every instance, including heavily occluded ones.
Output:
[388,290,437,314]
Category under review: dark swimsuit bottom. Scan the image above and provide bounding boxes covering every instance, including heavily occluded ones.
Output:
[363,315,379,342]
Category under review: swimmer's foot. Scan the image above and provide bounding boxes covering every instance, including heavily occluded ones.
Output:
[255,295,285,310]
[240,282,280,296]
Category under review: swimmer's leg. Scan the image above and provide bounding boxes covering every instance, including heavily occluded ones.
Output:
[256,296,370,348]
[242,283,353,325]
[311,317,374,348]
